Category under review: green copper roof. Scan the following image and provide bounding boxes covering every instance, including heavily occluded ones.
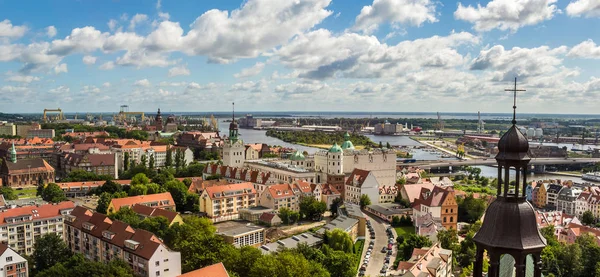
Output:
[341,132,355,150]
[290,150,305,161]
[329,142,342,153]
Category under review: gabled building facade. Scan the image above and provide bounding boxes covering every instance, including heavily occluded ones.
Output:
[199,182,257,222]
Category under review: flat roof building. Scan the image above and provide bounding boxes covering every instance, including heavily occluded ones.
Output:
[218,225,265,248]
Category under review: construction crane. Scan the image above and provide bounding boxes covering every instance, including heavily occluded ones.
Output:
[43,108,64,122]
[477,111,486,133]
[115,105,145,123]
[436,112,444,131]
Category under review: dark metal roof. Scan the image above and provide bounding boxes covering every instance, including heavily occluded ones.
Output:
[474,198,546,251]
[496,125,530,161]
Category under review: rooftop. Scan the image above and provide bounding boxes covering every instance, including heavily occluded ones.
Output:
[260,232,323,254]
[218,225,264,237]
[177,262,230,277]
[316,215,358,234]
[367,203,412,216]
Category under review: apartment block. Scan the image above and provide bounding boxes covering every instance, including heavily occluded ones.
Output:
[199,182,258,222]
[0,201,75,256]
[108,193,176,214]
[397,243,452,277]
[64,206,181,277]
[258,184,300,212]
[0,243,28,277]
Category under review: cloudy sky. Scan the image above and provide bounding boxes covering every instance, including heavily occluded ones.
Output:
[1,0,599,114]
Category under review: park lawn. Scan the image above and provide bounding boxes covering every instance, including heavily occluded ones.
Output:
[16,187,38,199]
[353,239,365,270]
[394,226,415,237]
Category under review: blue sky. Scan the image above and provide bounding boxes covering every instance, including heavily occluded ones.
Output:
[0,0,599,114]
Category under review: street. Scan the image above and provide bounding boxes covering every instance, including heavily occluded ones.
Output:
[360,212,398,277]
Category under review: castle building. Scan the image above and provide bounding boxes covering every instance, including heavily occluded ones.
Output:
[314,132,396,187]
[0,143,55,188]
[222,103,245,168]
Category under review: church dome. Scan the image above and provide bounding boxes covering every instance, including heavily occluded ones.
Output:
[328,142,342,153]
[496,125,530,161]
[290,150,305,161]
[341,132,355,150]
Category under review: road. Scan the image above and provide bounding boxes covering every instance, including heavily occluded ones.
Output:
[361,213,397,277]
[397,157,600,168]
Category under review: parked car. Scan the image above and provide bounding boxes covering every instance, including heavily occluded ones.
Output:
[387,244,393,250]
[387,250,392,255]
[381,247,387,253]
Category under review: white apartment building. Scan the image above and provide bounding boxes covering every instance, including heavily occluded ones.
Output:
[0,201,75,256]
[0,243,28,277]
[345,169,380,205]
[64,206,181,277]
[199,182,258,222]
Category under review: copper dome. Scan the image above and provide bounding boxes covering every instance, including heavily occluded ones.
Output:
[496,125,530,161]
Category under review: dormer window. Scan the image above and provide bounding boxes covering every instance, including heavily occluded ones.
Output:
[124,239,140,250]
[102,230,115,240]
[82,222,95,231]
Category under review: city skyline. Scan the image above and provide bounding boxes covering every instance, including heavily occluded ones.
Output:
[1,0,600,113]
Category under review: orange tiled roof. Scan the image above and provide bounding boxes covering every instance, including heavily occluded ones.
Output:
[204,183,255,199]
[178,263,229,277]
[266,184,296,199]
[0,201,74,224]
[110,192,175,212]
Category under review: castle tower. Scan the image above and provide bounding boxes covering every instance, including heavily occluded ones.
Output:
[222,102,245,168]
[473,78,546,277]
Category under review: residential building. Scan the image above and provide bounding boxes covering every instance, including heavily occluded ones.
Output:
[556,186,582,215]
[345,169,380,204]
[0,243,28,277]
[365,203,412,223]
[58,153,118,179]
[559,222,600,245]
[187,178,229,194]
[379,186,398,203]
[57,181,105,197]
[107,140,192,170]
[244,160,316,185]
[546,184,563,208]
[108,193,176,214]
[0,137,56,161]
[199,182,258,222]
[64,206,181,277]
[203,164,276,193]
[317,215,360,241]
[16,125,34,138]
[534,182,548,208]
[132,204,183,226]
[26,129,55,139]
[576,192,591,218]
[0,145,55,188]
[0,124,16,136]
[399,182,435,203]
[63,131,110,140]
[175,132,222,152]
[319,183,341,208]
[259,184,300,212]
[0,201,75,256]
[412,186,458,230]
[396,243,452,277]
[292,180,313,198]
[244,143,269,160]
[177,263,229,277]
[238,206,273,223]
[218,225,265,247]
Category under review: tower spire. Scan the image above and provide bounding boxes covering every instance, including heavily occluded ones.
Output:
[10,142,17,163]
[232,102,235,121]
[505,77,525,125]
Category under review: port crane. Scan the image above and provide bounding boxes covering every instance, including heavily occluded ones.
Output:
[43,108,64,122]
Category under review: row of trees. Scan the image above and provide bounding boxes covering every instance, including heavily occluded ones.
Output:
[265,130,373,146]
[540,225,600,277]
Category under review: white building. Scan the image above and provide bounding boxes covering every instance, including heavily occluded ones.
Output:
[222,115,245,168]
[345,169,380,205]
[0,243,28,277]
[556,186,581,215]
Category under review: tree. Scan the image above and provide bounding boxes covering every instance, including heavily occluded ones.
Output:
[163,180,189,212]
[379,141,383,148]
[386,142,391,149]
[131,173,150,186]
[0,187,17,200]
[324,229,354,253]
[96,192,113,214]
[41,183,67,203]
[399,234,433,261]
[148,154,155,169]
[299,196,327,221]
[456,194,486,223]
[36,253,133,277]
[140,154,148,169]
[146,183,164,194]
[33,233,72,272]
[62,170,112,182]
[249,251,330,277]
[359,194,371,209]
[436,228,459,250]
[175,149,183,170]
[392,216,401,227]
[582,210,595,226]
[129,184,148,196]
[138,216,170,238]
[322,247,357,277]
[108,206,142,227]
[330,197,342,216]
[123,152,129,171]
[165,147,173,167]
[279,207,292,224]
[153,170,175,186]
[185,193,200,212]
[100,180,122,195]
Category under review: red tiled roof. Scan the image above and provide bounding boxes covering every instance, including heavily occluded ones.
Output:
[346,168,370,186]
[132,204,179,223]
[178,262,229,277]
[187,179,229,193]
[266,184,296,199]
[4,158,54,174]
[0,201,75,224]
[203,183,255,199]
[294,180,312,193]
[259,212,277,223]
[412,186,453,209]
[110,192,175,212]
[320,184,340,196]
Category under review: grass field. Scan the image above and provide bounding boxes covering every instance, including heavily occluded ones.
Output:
[16,187,38,199]
[394,226,415,237]
[353,239,365,270]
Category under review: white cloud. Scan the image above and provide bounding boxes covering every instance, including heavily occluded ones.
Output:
[81,85,100,93]
[158,88,175,96]
[156,0,162,10]
[1,85,29,93]
[277,29,479,79]
[168,65,190,77]
[134,79,151,87]
[186,82,217,91]
[234,62,265,78]
[470,45,567,81]
[82,55,97,65]
[275,81,328,97]
[49,85,70,94]
[54,63,68,74]
[230,80,268,92]
[102,82,111,87]
[0,19,28,38]
[49,27,108,56]
[5,75,40,83]
[568,39,600,59]
[46,26,57,38]
[129,14,149,30]
[108,19,119,32]
[99,61,115,70]
[353,0,437,34]
[566,0,600,17]
[454,0,558,32]
[159,12,170,20]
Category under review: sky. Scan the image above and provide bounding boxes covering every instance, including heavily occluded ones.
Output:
[0,0,600,114]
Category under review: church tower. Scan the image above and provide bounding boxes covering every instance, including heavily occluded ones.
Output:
[222,102,245,168]
[473,78,546,277]
[10,142,17,163]
[155,108,163,131]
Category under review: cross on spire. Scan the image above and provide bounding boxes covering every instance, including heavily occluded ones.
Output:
[505,77,525,125]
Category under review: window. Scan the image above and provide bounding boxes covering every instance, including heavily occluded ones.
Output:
[6,256,12,262]
[450,217,453,223]
[155,261,160,266]
[156,271,160,276]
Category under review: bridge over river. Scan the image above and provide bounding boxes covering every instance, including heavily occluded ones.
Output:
[398,158,600,170]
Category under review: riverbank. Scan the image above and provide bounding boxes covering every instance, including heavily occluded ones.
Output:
[299,143,366,150]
